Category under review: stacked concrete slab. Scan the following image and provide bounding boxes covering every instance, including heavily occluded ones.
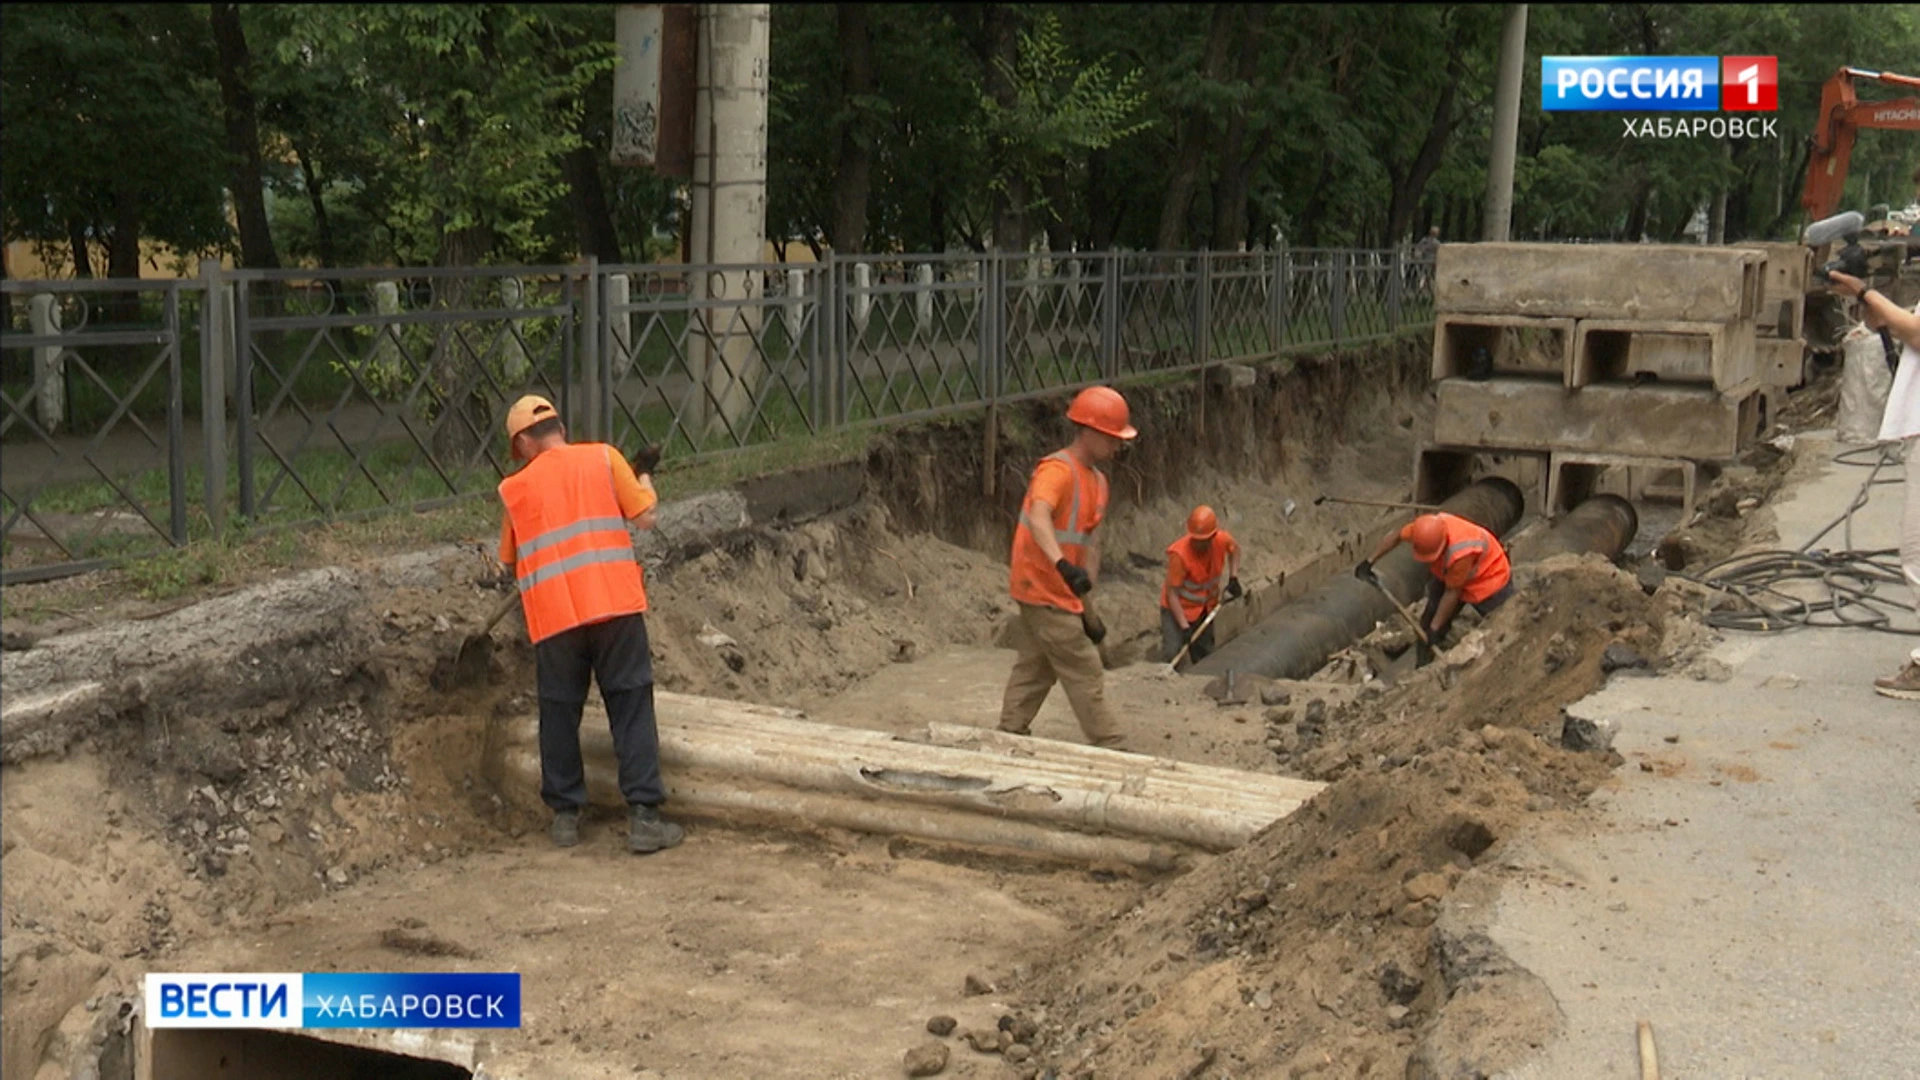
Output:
[1421,242,1779,517]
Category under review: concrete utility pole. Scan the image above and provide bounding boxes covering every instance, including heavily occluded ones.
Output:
[1483,3,1528,242]
[689,4,770,439]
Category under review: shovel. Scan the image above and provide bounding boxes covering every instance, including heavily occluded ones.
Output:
[453,591,521,685]
[1364,577,1434,666]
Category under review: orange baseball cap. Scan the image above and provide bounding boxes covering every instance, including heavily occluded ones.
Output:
[504,395,558,443]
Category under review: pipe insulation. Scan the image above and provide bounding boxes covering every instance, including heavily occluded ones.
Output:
[1190,478,1527,680]
[485,691,1326,865]
[1509,494,1638,564]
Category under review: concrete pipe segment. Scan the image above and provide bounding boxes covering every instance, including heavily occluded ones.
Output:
[1508,493,1639,564]
[1189,478,1526,681]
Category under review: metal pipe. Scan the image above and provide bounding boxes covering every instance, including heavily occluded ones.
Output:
[1510,494,1638,564]
[1191,478,1526,680]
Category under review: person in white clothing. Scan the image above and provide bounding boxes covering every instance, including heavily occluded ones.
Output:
[1829,238,1920,700]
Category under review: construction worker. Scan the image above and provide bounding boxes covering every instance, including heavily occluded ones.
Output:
[1161,505,1242,665]
[998,386,1137,750]
[496,394,683,854]
[1355,512,1513,646]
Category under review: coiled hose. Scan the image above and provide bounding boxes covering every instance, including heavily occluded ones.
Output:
[1683,443,1917,636]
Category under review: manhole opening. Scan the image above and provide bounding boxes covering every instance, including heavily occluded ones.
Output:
[149,1028,473,1079]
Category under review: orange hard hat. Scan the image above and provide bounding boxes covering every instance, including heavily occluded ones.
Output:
[1066,386,1137,440]
[1186,505,1218,540]
[505,394,559,443]
[1404,514,1447,562]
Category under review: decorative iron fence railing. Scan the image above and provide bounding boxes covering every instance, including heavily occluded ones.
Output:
[1,248,1433,583]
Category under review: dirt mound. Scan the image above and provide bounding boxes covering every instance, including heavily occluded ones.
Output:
[1000,560,1684,1079]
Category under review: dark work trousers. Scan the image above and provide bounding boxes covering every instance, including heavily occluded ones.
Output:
[534,612,664,811]
[1160,607,1216,664]
[1420,579,1515,643]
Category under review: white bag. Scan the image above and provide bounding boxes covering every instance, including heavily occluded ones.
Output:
[1837,323,1893,444]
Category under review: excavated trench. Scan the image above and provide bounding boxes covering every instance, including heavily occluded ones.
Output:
[0,334,1785,1079]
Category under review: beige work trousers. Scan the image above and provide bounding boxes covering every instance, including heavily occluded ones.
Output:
[998,602,1126,749]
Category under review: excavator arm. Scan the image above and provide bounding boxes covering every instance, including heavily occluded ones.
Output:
[1803,67,1920,221]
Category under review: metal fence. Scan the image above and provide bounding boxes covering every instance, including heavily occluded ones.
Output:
[1,248,1433,583]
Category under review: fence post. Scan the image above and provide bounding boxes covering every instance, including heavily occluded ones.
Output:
[28,294,64,433]
[234,278,254,519]
[1193,251,1213,368]
[605,273,633,381]
[914,263,934,334]
[1100,251,1122,380]
[580,256,602,443]
[197,260,229,539]
[165,284,188,545]
[1330,250,1348,344]
[975,254,996,404]
[1386,249,1404,331]
[831,257,850,428]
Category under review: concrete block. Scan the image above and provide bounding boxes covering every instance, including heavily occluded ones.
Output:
[1572,318,1757,391]
[1757,337,1804,388]
[1431,314,1576,384]
[1435,243,1766,322]
[1735,241,1809,339]
[1432,380,1755,461]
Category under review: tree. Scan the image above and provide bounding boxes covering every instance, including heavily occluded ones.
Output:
[209,3,281,272]
[1,5,231,281]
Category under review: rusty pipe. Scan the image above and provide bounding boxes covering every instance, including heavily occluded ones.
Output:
[1190,478,1526,681]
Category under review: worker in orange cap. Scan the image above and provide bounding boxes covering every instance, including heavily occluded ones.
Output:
[1355,512,1513,646]
[999,385,1137,751]
[495,394,682,855]
[1160,505,1242,664]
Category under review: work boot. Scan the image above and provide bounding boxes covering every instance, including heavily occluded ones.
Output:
[550,809,581,849]
[1873,660,1920,702]
[628,805,684,854]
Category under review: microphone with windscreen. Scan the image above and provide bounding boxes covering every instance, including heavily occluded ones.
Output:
[1805,211,1868,284]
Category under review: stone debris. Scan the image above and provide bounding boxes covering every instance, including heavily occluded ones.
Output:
[902,1040,950,1076]
[925,1015,957,1037]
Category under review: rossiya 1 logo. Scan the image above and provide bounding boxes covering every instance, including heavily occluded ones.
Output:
[1541,56,1780,139]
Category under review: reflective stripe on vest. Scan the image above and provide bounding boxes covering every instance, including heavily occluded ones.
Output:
[517,544,636,592]
[515,516,630,561]
[1441,537,1488,575]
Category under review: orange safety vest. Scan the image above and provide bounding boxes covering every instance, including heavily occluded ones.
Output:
[1161,529,1238,623]
[1426,513,1512,605]
[1009,449,1108,614]
[499,442,648,644]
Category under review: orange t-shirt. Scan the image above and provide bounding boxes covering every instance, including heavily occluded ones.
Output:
[1008,451,1107,614]
[1161,529,1240,622]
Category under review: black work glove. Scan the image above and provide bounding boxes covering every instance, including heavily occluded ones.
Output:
[1083,612,1108,645]
[1354,560,1378,587]
[1056,558,1092,597]
[631,442,663,475]
[1224,576,1244,601]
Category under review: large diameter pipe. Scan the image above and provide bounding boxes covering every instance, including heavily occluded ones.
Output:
[496,749,1187,871]
[1510,494,1638,563]
[1190,478,1526,681]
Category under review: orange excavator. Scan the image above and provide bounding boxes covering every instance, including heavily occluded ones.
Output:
[1802,66,1920,220]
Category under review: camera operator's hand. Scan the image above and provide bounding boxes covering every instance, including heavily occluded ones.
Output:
[1826,270,1868,299]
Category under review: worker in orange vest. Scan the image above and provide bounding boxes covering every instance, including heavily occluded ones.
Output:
[1161,505,1242,664]
[998,386,1137,750]
[1356,512,1513,646]
[496,395,682,854]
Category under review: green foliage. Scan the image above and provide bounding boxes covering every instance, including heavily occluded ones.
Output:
[1,5,233,270]
[5,3,1916,278]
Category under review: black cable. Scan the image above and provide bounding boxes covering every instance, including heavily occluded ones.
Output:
[1682,444,1917,636]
